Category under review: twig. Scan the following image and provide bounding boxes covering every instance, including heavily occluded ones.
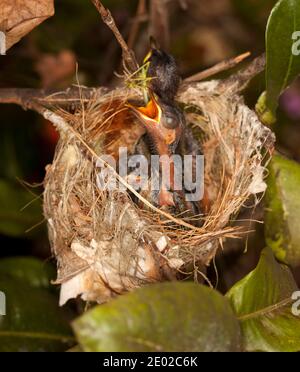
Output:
[127,0,147,50]
[184,52,251,83]
[0,55,266,110]
[218,53,266,93]
[91,0,138,72]
[0,87,106,109]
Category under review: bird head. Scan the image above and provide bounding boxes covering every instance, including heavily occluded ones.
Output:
[128,93,184,154]
[143,47,180,102]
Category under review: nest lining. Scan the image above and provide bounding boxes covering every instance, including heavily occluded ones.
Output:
[43,80,275,304]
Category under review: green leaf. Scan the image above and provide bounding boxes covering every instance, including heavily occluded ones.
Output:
[0,257,55,290]
[0,179,43,238]
[266,0,300,115]
[227,247,300,352]
[73,282,241,352]
[0,279,74,352]
[0,256,74,351]
[265,154,300,266]
[256,91,277,126]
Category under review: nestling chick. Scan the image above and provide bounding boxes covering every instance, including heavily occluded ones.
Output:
[128,45,203,218]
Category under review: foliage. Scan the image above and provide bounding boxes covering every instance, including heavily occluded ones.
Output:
[0,258,74,352]
[265,155,300,266]
[227,248,300,352]
[73,282,242,352]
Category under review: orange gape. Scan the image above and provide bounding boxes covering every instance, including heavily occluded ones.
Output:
[128,94,184,207]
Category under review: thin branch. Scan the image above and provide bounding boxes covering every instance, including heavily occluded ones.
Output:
[0,87,106,109]
[184,52,251,83]
[218,53,266,93]
[0,56,266,110]
[91,0,138,72]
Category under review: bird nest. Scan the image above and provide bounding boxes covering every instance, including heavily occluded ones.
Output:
[43,74,275,305]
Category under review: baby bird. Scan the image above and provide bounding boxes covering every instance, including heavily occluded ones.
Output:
[129,45,202,219]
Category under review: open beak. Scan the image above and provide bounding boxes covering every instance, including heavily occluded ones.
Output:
[127,95,180,148]
[127,94,162,125]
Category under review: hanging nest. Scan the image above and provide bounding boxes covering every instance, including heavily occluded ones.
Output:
[43,63,275,305]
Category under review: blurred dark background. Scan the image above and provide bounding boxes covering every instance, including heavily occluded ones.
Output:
[1,0,299,290]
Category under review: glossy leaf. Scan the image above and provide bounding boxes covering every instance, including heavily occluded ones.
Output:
[0,276,74,352]
[0,257,55,290]
[0,257,74,351]
[227,247,300,352]
[265,154,300,266]
[266,0,300,114]
[73,282,241,352]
